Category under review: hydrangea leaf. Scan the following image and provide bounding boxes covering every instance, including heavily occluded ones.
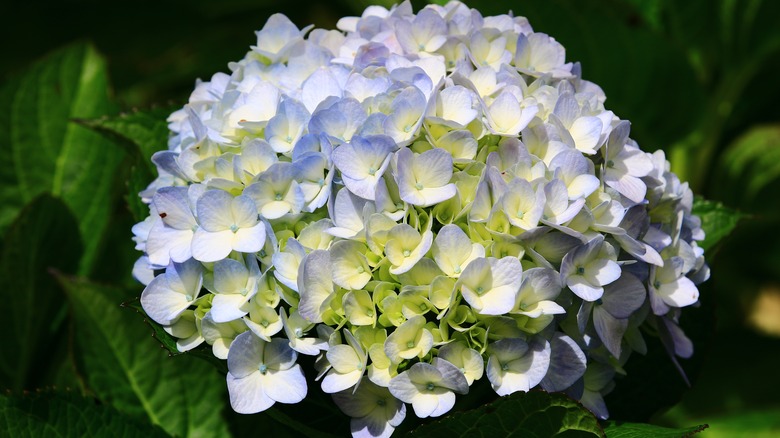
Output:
[0,42,125,275]
[602,421,708,438]
[406,390,604,437]
[0,390,169,438]
[59,276,232,438]
[692,198,742,252]
[0,195,82,392]
[78,106,173,174]
[78,107,173,222]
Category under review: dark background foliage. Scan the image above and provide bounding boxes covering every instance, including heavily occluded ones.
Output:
[2,0,779,436]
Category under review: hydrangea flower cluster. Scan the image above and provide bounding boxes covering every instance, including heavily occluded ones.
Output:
[132,2,709,436]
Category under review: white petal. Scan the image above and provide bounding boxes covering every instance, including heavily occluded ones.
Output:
[140,275,192,325]
[264,365,308,404]
[211,294,250,323]
[567,275,603,301]
[227,372,275,414]
[233,222,267,253]
[570,116,602,154]
[322,369,363,394]
[196,190,234,232]
[297,250,334,323]
[658,276,699,308]
[227,331,264,378]
[191,228,234,263]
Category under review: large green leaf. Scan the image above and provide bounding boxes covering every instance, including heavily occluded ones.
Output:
[0,195,83,391]
[603,422,708,438]
[692,199,742,253]
[0,43,126,274]
[78,107,173,223]
[78,106,174,173]
[406,391,604,437]
[59,276,232,438]
[123,298,229,374]
[0,390,170,438]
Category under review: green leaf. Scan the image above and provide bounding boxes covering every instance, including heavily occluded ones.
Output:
[0,195,83,391]
[406,391,605,437]
[78,106,173,173]
[692,198,742,252]
[123,298,228,374]
[718,124,780,204]
[603,422,708,438]
[0,42,126,274]
[0,390,170,438]
[59,276,232,438]
[78,107,173,223]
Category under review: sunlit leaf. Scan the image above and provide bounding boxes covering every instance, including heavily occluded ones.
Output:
[693,198,742,252]
[59,276,232,438]
[0,43,125,274]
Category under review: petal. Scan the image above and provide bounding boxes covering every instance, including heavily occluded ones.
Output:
[601,273,646,318]
[191,229,234,263]
[322,369,363,393]
[540,333,586,392]
[145,221,193,266]
[227,331,264,379]
[567,275,603,301]
[658,276,700,308]
[140,275,192,325]
[593,306,628,358]
[570,116,602,153]
[153,187,196,229]
[263,365,308,404]
[331,240,372,290]
[196,190,234,232]
[415,148,454,188]
[585,259,621,287]
[211,294,250,323]
[227,372,275,414]
[231,222,265,254]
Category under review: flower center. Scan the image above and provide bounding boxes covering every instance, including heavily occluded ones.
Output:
[294,328,303,338]
[654,281,661,289]
[261,320,269,327]
[357,266,365,274]
[403,249,411,257]
[376,399,386,407]
[368,167,376,176]
[426,382,435,391]
[606,160,615,168]
[275,193,283,201]
[454,266,461,274]
[415,182,423,190]
[576,266,585,275]
[501,363,509,371]
[258,364,268,374]
[406,341,415,349]
[230,224,239,233]
[476,286,485,295]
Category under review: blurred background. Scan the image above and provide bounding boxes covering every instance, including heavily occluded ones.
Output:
[2,0,779,436]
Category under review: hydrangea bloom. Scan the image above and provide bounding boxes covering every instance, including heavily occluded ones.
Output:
[134,1,709,433]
